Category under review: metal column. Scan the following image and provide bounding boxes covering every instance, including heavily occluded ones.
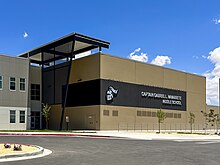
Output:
[41,52,44,129]
[59,39,75,130]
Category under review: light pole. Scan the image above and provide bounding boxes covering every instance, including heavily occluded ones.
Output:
[218,78,220,134]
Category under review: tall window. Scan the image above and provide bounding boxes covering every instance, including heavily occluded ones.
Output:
[10,110,16,123]
[31,84,40,100]
[19,111,25,123]
[19,78,25,91]
[9,77,16,91]
[0,76,2,90]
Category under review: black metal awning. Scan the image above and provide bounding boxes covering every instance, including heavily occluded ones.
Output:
[20,32,110,130]
[19,32,110,64]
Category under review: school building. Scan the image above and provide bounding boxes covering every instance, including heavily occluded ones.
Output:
[0,32,218,130]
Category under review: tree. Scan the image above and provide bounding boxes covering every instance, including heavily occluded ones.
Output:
[188,112,195,134]
[201,109,220,133]
[156,109,166,133]
[42,103,51,129]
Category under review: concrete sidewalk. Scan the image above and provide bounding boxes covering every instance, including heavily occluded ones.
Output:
[1,131,220,140]
[95,131,220,140]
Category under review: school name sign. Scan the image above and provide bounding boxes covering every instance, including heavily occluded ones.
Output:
[141,92,182,106]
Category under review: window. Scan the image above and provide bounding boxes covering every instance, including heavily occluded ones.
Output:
[31,84,40,100]
[166,113,174,118]
[19,111,25,123]
[137,111,141,116]
[147,111,152,117]
[103,110,109,116]
[10,110,16,123]
[0,76,3,90]
[142,111,147,117]
[9,77,16,91]
[174,113,178,118]
[19,78,25,91]
[151,112,156,117]
[112,110,118,117]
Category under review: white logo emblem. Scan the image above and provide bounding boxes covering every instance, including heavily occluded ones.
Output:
[106,86,118,102]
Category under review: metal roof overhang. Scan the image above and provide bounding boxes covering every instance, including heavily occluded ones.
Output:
[19,33,110,65]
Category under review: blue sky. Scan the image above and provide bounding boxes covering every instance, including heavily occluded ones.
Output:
[0,0,220,105]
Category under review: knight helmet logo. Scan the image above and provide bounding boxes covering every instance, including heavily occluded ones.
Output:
[106,86,118,102]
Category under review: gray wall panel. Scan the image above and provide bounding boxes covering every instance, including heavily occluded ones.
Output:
[0,55,29,107]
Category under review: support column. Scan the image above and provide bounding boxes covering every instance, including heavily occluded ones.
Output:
[59,39,75,130]
[53,50,56,104]
[41,52,44,129]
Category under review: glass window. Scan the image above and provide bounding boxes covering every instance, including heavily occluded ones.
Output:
[19,111,25,123]
[10,77,16,91]
[10,110,16,123]
[20,78,25,91]
[31,84,40,100]
[0,76,2,89]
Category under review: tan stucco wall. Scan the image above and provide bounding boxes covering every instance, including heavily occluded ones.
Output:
[50,53,206,130]
[99,54,206,130]
[100,105,189,130]
[69,53,100,84]
[49,105,62,130]
[50,104,100,130]
[49,54,101,130]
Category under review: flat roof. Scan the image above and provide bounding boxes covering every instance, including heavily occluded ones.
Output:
[19,32,110,64]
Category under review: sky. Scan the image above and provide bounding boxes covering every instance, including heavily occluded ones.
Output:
[0,0,220,105]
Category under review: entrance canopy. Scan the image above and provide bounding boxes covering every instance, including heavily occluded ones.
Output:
[19,33,110,65]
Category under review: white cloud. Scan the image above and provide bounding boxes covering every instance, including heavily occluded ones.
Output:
[202,55,207,59]
[128,48,172,67]
[151,56,171,66]
[208,47,220,65]
[23,32,28,38]
[129,48,148,63]
[204,47,220,105]
[130,48,141,56]
[213,18,220,24]
[193,56,199,59]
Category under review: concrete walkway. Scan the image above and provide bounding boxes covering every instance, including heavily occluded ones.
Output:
[1,131,220,140]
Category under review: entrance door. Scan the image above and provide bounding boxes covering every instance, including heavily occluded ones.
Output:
[31,112,40,129]
[31,116,35,129]
[87,114,96,130]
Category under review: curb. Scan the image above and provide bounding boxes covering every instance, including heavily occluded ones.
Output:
[0,145,44,159]
[0,133,117,139]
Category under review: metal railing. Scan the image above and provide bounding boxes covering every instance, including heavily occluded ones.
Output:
[116,122,219,134]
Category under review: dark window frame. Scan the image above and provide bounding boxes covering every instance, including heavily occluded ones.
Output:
[19,111,25,123]
[9,77,16,91]
[19,78,26,91]
[0,76,3,90]
[10,110,16,123]
[31,84,40,101]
